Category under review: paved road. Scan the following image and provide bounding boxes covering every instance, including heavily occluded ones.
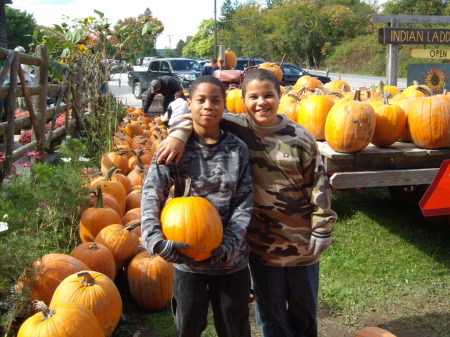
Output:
[108,72,408,108]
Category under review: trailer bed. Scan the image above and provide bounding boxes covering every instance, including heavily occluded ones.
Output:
[317,141,450,189]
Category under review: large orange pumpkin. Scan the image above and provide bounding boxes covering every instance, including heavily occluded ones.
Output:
[17,301,105,337]
[160,178,223,261]
[325,89,376,153]
[226,89,246,113]
[298,91,335,141]
[371,97,406,147]
[79,185,123,243]
[294,75,323,91]
[127,251,174,311]
[50,271,122,337]
[16,254,89,306]
[407,95,450,149]
[258,62,283,81]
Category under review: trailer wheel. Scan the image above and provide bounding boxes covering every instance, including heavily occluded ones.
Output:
[388,184,428,207]
[133,82,143,99]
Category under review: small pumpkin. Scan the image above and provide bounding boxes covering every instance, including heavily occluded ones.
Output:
[258,62,283,81]
[70,242,116,280]
[94,223,140,270]
[127,251,174,311]
[226,89,246,113]
[354,326,397,337]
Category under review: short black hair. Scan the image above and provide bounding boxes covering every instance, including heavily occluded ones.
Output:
[189,75,226,100]
[241,68,281,97]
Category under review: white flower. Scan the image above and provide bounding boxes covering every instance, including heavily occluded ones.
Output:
[0,222,8,232]
[78,157,90,162]
[61,158,71,163]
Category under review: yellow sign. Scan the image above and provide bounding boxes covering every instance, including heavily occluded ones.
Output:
[410,49,449,59]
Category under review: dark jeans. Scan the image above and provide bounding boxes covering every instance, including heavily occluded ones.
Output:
[250,262,319,337]
[172,267,251,337]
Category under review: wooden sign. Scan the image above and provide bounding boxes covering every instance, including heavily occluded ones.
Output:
[378,28,450,44]
[407,64,450,94]
[410,48,450,59]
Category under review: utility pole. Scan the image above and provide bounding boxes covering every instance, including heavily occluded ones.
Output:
[166,35,173,49]
[214,0,217,58]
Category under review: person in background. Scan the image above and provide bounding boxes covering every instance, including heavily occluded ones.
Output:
[200,57,219,77]
[141,75,253,337]
[160,90,189,128]
[142,76,183,114]
[155,69,338,337]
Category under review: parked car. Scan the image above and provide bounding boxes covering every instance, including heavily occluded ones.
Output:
[276,63,333,86]
[234,58,266,70]
[127,58,202,98]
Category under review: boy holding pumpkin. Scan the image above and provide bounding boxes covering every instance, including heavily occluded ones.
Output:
[156,69,337,337]
[141,75,253,337]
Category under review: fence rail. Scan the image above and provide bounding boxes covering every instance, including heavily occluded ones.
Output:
[0,45,86,181]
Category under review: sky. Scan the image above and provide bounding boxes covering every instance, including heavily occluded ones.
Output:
[11,0,242,49]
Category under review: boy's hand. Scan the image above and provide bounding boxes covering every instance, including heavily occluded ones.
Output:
[156,137,186,165]
[154,240,194,264]
[308,230,332,256]
[188,245,226,266]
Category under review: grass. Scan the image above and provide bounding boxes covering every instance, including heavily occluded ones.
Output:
[320,187,450,335]
[130,187,449,337]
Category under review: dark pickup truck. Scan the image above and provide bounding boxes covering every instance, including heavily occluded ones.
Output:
[127,58,202,98]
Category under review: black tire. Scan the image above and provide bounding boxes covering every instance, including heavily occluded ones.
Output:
[133,82,143,99]
[388,184,429,207]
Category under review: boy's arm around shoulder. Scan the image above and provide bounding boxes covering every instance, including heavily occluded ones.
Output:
[218,140,254,263]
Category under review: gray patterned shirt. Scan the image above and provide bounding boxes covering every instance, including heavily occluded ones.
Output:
[141,130,254,275]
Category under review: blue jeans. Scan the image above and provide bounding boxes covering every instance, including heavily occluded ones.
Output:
[250,262,319,337]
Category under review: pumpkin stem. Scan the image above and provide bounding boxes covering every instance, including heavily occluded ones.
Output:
[34,301,55,320]
[104,166,118,181]
[77,271,95,286]
[89,242,100,251]
[125,221,141,231]
[95,185,105,208]
[353,89,362,102]
[182,177,192,197]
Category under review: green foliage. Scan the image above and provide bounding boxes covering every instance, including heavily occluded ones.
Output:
[325,33,386,75]
[182,19,215,58]
[382,0,448,16]
[5,6,37,51]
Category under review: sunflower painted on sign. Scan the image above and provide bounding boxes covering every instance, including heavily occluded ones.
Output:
[425,68,446,92]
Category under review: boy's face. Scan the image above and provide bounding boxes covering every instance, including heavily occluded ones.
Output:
[188,82,225,132]
[243,79,281,127]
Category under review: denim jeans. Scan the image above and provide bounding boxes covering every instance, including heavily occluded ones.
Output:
[250,262,319,337]
[171,267,251,337]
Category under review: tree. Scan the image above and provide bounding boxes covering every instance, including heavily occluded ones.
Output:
[173,39,187,57]
[382,0,448,16]
[182,19,215,58]
[6,6,37,51]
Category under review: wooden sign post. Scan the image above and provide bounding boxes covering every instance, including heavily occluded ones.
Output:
[368,14,450,87]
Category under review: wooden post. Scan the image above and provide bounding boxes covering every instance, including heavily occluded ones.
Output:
[3,52,18,178]
[71,59,84,137]
[387,19,399,86]
[32,45,49,163]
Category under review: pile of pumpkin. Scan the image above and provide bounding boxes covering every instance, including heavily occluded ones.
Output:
[14,107,177,336]
[227,63,450,153]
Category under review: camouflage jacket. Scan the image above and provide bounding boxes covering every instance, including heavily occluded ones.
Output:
[141,130,254,275]
[170,113,337,266]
